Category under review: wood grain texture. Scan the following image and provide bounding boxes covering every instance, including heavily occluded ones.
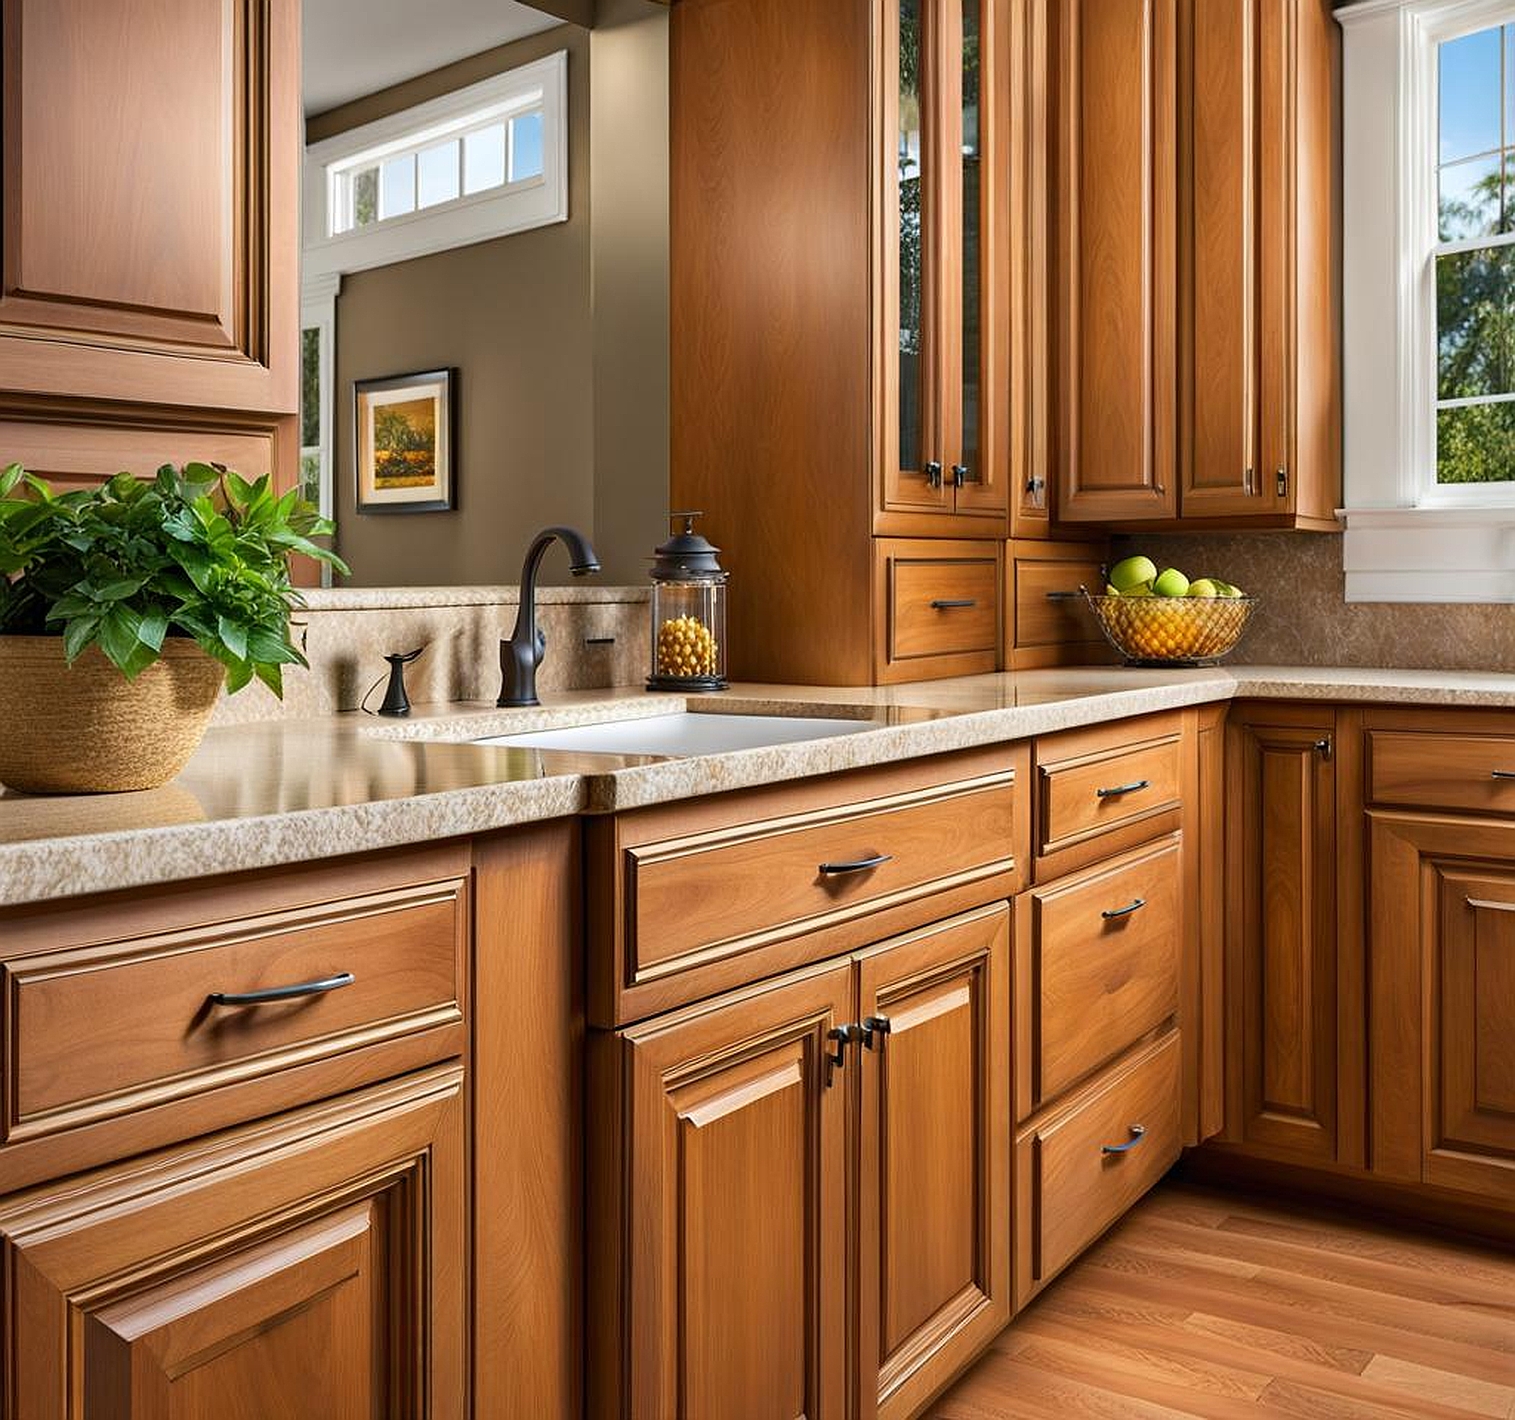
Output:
[1054,0,1179,522]
[471,823,583,1420]
[587,743,1026,1028]
[1014,1030,1184,1308]
[1034,712,1186,882]
[1224,705,1339,1164]
[1006,539,1116,669]
[857,905,1012,1420]
[876,539,1003,679]
[1368,729,1515,816]
[0,1064,468,1420]
[934,1182,1515,1419]
[1192,704,1229,1145]
[1016,836,1183,1116]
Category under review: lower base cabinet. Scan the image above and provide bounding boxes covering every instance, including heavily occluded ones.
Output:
[589,903,1010,1420]
[0,1064,467,1420]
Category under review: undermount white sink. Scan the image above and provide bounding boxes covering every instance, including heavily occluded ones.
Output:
[474,711,876,758]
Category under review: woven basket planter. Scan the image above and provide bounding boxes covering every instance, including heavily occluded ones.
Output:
[0,636,225,794]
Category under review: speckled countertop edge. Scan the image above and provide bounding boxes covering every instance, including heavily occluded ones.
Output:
[7,665,1515,907]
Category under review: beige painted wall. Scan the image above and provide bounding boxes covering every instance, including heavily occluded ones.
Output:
[307,10,669,589]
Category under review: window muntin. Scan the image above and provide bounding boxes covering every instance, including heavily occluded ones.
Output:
[1434,20,1515,488]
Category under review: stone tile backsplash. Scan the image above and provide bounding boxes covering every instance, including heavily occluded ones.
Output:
[1118,532,1515,672]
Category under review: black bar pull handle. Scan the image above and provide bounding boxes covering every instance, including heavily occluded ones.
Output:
[1044,590,1081,602]
[931,598,978,610]
[1492,770,1515,780]
[826,1023,863,1083]
[210,972,355,1008]
[1101,898,1147,921]
[862,1015,892,1049]
[1096,779,1151,799]
[819,853,893,878]
[1101,1124,1147,1156]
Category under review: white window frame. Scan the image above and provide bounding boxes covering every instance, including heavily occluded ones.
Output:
[1338,0,1515,601]
[302,51,568,284]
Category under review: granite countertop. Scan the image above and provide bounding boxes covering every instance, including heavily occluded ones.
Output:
[5,664,1515,907]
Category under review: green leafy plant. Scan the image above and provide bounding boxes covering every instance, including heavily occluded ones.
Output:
[0,462,347,696]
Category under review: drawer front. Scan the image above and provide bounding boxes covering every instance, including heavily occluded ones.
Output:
[876,540,1001,682]
[6,878,466,1144]
[1016,1032,1181,1305]
[1369,729,1515,815]
[615,770,1018,1022]
[1021,838,1182,1113]
[1012,557,1106,652]
[1036,718,1184,879]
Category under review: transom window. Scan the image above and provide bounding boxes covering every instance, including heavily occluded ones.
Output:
[328,105,546,236]
[1434,20,1515,489]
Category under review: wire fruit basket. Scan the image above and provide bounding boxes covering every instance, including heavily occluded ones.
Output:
[1083,590,1256,668]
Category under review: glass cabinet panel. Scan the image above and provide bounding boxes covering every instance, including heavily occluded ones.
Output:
[960,0,983,486]
[899,0,927,478]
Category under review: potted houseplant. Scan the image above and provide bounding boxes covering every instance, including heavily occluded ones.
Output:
[0,462,346,794]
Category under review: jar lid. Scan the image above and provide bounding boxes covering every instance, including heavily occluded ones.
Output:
[651,511,728,582]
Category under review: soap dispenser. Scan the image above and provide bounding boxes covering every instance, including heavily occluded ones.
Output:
[647,512,729,692]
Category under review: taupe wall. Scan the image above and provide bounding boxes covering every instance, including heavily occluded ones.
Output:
[307,10,669,589]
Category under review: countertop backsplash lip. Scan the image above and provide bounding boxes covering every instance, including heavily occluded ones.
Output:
[9,664,1515,907]
[300,584,652,611]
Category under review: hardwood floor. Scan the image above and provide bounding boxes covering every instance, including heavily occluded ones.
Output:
[931,1181,1515,1418]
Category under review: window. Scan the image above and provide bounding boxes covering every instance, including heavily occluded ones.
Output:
[1434,22,1515,488]
[1338,0,1515,602]
[303,51,568,282]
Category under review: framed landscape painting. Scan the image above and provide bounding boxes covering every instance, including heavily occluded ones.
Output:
[354,369,456,513]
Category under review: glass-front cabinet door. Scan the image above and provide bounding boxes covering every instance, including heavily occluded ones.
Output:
[881,0,1008,524]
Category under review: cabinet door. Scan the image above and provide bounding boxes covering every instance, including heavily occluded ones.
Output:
[882,0,1009,524]
[1370,814,1515,1201]
[1053,0,1178,523]
[1225,710,1339,1161]
[596,964,851,1420]
[0,1066,466,1420]
[0,0,299,481]
[1186,0,1266,519]
[856,905,1010,1420]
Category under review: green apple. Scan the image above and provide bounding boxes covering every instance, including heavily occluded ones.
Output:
[1152,567,1190,598]
[1187,578,1220,598]
[1108,555,1158,594]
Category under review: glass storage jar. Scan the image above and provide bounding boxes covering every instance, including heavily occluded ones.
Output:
[647,512,728,692]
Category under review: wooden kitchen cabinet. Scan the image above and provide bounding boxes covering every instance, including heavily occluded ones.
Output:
[1370,813,1515,1203]
[0,0,300,491]
[1053,0,1339,529]
[589,904,1012,1420]
[1223,705,1352,1164]
[669,0,1033,684]
[587,961,854,1420]
[0,1066,468,1420]
[857,906,1010,1420]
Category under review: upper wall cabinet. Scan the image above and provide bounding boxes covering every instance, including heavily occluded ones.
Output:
[1054,0,1340,530]
[883,0,1009,527]
[0,0,300,488]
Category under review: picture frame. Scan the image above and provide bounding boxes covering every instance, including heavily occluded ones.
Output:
[353,368,457,514]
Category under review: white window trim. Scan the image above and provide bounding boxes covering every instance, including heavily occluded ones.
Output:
[302,51,568,284]
[1337,0,1515,601]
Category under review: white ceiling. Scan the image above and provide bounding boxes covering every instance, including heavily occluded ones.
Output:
[303,0,564,116]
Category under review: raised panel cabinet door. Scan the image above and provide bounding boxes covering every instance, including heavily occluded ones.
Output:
[856,904,1010,1420]
[596,963,852,1420]
[0,1065,467,1420]
[1369,814,1515,1201]
[1185,0,1266,518]
[0,0,298,414]
[1225,711,1338,1161]
[1053,0,1178,523]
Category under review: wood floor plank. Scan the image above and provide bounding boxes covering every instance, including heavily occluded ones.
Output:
[931,1183,1515,1420]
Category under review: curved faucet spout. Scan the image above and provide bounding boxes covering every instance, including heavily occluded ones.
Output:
[498,526,602,708]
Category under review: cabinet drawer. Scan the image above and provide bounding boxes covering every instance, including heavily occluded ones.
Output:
[1369,729,1515,815]
[1009,550,1111,669]
[1035,715,1184,880]
[1017,838,1182,1115]
[876,539,1001,683]
[5,871,467,1147]
[1015,1032,1181,1306]
[590,745,1025,1026]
